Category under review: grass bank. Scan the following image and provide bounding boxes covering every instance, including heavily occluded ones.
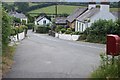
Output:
[1,45,16,76]
[91,53,119,79]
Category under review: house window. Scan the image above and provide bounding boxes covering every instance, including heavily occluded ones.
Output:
[82,23,84,32]
[79,23,81,31]
[43,20,46,24]
[77,22,79,31]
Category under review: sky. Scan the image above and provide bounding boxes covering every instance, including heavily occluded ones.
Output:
[1,0,120,2]
[67,0,120,2]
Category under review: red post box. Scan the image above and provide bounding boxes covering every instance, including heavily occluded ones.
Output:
[107,35,120,56]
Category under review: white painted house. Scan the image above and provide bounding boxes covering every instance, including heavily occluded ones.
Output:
[74,2,117,32]
[35,16,51,26]
[9,11,28,24]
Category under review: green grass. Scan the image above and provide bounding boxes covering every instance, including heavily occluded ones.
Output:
[91,53,119,79]
[28,5,85,17]
[29,2,41,7]
[110,8,120,12]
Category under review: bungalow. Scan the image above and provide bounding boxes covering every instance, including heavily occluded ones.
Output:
[66,8,88,29]
[55,17,67,26]
[9,11,28,24]
[34,16,51,26]
[67,2,117,32]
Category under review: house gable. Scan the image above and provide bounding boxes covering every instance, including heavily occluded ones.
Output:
[35,16,51,25]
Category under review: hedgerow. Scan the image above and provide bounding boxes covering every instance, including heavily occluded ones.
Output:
[80,19,120,44]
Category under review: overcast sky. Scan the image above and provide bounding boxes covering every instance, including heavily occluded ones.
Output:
[2,0,120,2]
[67,0,120,2]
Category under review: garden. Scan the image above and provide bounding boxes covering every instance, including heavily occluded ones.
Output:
[80,19,120,44]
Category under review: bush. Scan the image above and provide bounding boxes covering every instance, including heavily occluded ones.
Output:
[10,27,18,36]
[72,31,81,35]
[26,23,34,29]
[36,26,50,33]
[80,19,120,44]
[10,25,27,36]
[65,28,72,34]
[91,53,119,78]
[2,8,12,46]
[55,26,63,33]
[60,28,66,33]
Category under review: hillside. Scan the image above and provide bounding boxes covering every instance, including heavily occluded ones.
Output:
[28,5,85,17]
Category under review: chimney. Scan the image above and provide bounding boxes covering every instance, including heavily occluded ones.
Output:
[88,2,96,9]
[100,2,110,12]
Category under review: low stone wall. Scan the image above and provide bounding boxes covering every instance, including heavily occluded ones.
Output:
[55,33,80,41]
[10,31,25,42]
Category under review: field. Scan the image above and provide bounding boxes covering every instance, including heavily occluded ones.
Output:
[28,5,85,17]
[28,5,119,17]
[110,8,120,12]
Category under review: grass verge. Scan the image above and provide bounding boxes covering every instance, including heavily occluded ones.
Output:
[91,53,119,79]
[1,45,16,76]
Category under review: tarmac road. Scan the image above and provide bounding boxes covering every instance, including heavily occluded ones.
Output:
[4,30,105,78]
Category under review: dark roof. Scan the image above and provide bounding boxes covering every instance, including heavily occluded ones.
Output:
[67,7,88,23]
[55,17,67,24]
[77,8,100,22]
[36,16,45,22]
[9,11,27,19]
[111,12,120,18]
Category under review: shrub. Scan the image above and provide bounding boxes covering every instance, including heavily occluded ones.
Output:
[10,25,27,36]
[91,53,119,78]
[60,28,66,33]
[26,23,34,29]
[72,31,81,35]
[18,27,24,33]
[55,26,63,33]
[2,8,12,46]
[36,26,50,33]
[10,27,18,36]
[65,28,72,34]
[80,19,120,44]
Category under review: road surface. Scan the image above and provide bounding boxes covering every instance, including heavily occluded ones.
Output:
[4,30,105,78]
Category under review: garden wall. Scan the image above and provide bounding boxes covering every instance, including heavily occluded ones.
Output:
[55,33,80,41]
[10,31,25,42]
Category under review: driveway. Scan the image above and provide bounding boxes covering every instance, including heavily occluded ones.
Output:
[4,30,105,78]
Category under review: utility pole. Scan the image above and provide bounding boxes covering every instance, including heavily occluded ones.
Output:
[55,2,58,18]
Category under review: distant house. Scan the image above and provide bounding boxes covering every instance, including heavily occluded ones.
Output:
[66,8,88,29]
[55,17,67,26]
[9,11,28,24]
[34,16,51,26]
[67,2,116,32]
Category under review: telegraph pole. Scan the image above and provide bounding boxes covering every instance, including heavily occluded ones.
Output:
[55,2,58,18]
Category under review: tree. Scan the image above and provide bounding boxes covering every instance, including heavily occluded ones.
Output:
[2,8,12,46]
[14,2,29,13]
[12,17,21,23]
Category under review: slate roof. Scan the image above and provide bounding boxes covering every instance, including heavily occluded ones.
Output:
[9,11,27,19]
[35,16,45,22]
[55,17,67,24]
[66,7,88,23]
[77,8,100,22]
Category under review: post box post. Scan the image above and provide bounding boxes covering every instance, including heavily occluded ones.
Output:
[106,35,120,56]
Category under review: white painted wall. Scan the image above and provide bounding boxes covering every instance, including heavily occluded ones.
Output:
[75,8,116,32]
[55,33,80,41]
[10,31,25,42]
[89,11,116,27]
[75,21,86,32]
[35,17,51,25]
